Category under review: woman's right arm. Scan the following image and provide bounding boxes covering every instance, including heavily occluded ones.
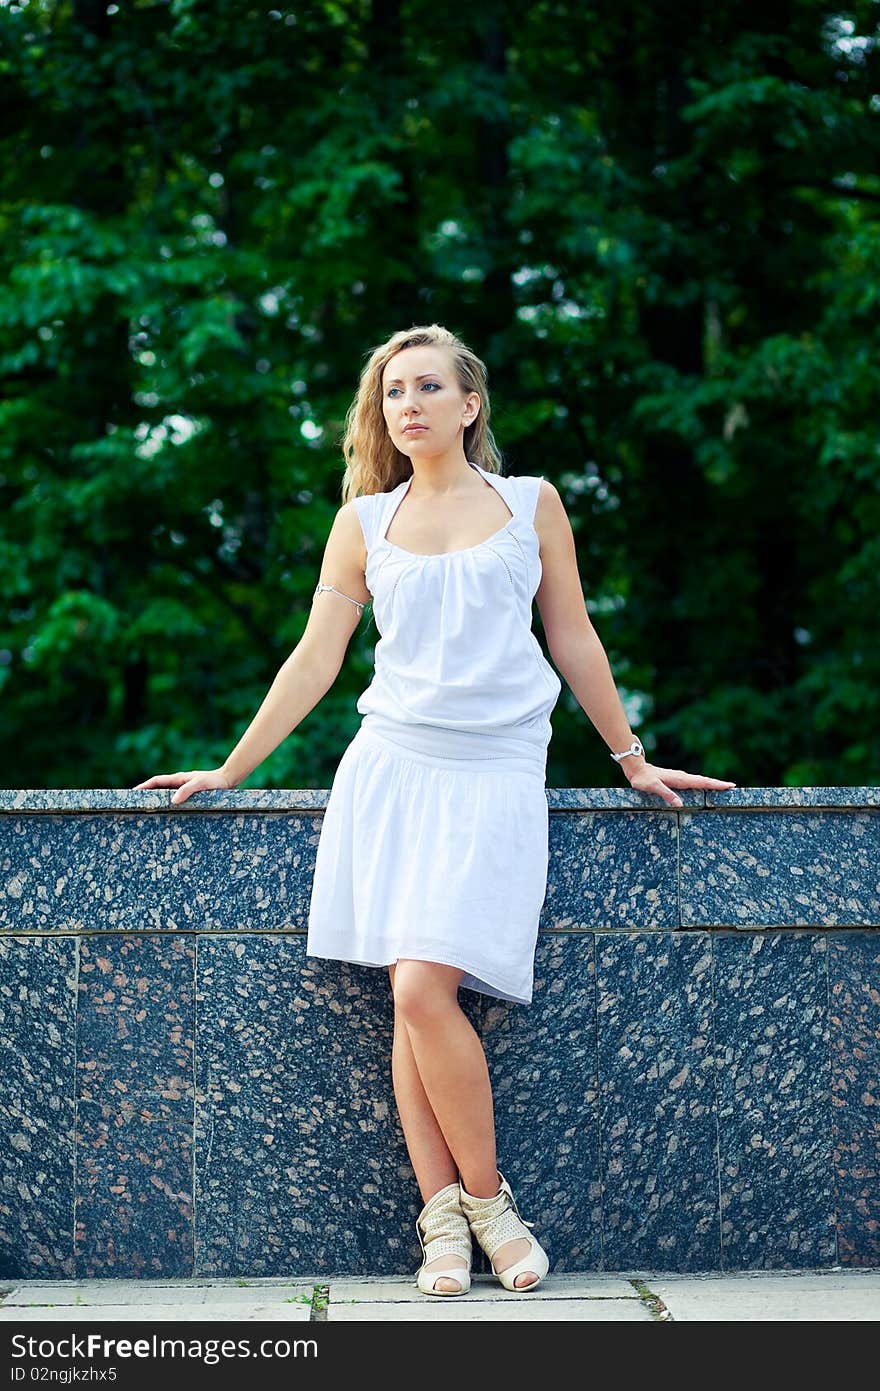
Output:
[133,500,370,803]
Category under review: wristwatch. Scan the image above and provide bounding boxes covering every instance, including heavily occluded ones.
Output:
[610,738,645,763]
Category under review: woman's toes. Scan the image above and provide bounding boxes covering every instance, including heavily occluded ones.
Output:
[493,1238,542,1287]
[435,1276,461,1293]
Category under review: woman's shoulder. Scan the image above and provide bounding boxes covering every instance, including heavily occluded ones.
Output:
[494,469,546,493]
[482,465,546,489]
[501,469,546,485]
[494,470,549,525]
[351,480,406,541]
[354,476,408,505]
[505,471,555,505]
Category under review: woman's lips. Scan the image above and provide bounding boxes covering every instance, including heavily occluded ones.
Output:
[403,424,427,433]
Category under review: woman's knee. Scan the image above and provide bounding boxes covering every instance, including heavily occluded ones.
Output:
[391,959,463,1023]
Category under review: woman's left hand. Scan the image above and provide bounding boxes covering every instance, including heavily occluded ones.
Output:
[624,762,737,808]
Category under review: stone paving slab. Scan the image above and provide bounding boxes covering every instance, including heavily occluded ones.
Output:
[327,1298,652,1321]
[0,1281,315,1307]
[2,1270,878,1322]
[0,1305,313,1323]
[645,1271,880,1322]
[326,1273,640,1303]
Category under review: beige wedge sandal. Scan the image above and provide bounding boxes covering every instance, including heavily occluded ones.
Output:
[414,1181,473,1296]
[459,1170,550,1292]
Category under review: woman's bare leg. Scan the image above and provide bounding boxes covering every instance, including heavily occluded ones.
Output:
[389,959,538,1289]
[389,964,462,1293]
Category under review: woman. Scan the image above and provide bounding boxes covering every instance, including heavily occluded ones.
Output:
[135,323,736,1297]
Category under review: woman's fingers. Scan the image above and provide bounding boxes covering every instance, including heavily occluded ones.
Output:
[170,780,203,805]
[132,769,231,804]
[658,781,684,807]
[654,768,737,790]
[131,773,191,789]
[628,771,684,806]
[629,765,737,808]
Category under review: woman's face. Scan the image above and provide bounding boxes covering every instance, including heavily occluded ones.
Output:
[381,345,480,457]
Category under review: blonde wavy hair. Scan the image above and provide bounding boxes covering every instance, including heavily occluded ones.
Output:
[338,324,504,503]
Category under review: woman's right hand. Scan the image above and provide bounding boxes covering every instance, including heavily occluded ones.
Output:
[131,767,233,805]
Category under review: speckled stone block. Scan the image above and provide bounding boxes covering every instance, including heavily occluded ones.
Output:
[713,931,835,1268]
[195,936,483,1277]
[703,788,880,808]
[0,937,77,1279]
[74,936,194,1277]
[482,932,599,1271]
[596,932,720,1271]
[0,813,320,934]
[829,932,880,1266]
[681,810,880,927]
[2,791,878,1276]
[545,811,677,930]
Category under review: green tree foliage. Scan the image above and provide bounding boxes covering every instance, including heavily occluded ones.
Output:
[1,0,877,789]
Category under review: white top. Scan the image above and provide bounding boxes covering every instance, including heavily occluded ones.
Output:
[352,461,562,747]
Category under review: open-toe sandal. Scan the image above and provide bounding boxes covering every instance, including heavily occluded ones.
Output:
[458,1170,549,1292]
[415,1181,473,1296]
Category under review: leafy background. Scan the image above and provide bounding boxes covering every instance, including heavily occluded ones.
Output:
[2,0,878,791]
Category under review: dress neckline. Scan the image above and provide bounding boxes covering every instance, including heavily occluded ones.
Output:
[380,462,516,560]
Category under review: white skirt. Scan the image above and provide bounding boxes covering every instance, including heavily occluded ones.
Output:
[305,716,550,1005]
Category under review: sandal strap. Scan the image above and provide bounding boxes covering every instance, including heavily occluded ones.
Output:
[416,1184,473,1267]
[419,1231,473,1262]
[459,1173,538,1263]
[463,1204,535,1261]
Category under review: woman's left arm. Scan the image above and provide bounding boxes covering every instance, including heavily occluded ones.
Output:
[533,480,737,807]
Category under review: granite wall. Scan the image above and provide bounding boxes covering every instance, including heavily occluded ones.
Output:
[0,785,877,1279]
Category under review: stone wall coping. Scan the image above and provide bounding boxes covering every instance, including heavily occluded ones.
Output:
[1,787,878,812]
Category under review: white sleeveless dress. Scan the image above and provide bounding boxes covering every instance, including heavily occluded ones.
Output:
[305,461,562,1005]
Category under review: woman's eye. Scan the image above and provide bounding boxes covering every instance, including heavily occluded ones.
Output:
[387,382,440,396]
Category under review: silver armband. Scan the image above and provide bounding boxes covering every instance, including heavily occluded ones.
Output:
[313,582,365,616]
